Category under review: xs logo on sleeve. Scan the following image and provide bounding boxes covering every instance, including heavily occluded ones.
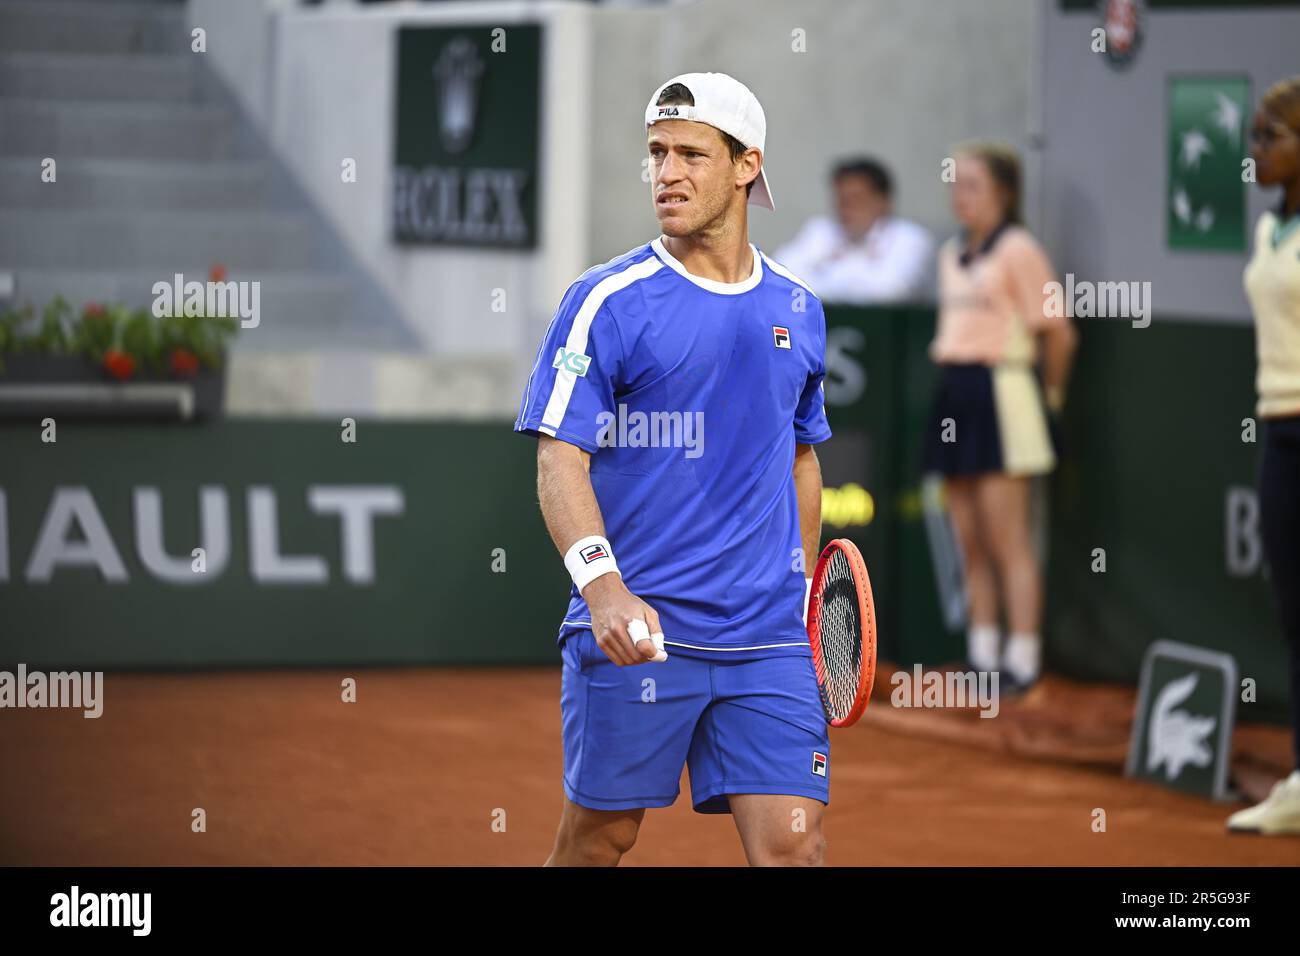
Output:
[553,348,592,376]
[772,326,791,350]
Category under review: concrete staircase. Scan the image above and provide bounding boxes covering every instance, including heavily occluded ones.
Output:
[0,0,419,375]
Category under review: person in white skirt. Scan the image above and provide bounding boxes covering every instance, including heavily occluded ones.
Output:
[923,142,1076,692]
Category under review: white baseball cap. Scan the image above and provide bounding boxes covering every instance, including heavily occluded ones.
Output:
[644,71,774,211]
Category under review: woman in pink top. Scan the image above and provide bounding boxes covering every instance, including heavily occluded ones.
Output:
[922,142,1077,691]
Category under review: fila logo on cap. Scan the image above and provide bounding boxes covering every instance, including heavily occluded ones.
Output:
[811,751,827,776]
[657,107,680,118]
[579,543,609,564]
[772,326,791,349]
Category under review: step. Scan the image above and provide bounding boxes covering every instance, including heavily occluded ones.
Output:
[0,158,268,209]
[0,210,315,271]
[225,351,520,417]
[0,2,189,55]
[0,99,232,161]
[0,52,196,102]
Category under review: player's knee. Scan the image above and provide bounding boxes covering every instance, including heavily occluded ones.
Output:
[753,827,826,867]
[557,812,641,864]
[597,816,641,857]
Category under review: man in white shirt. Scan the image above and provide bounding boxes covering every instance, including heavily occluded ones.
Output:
[774,157,933,304]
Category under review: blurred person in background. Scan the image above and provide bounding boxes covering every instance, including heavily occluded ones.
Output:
[922,142,1076,692]
[1230,75,1300,836]
[774,157,932,303]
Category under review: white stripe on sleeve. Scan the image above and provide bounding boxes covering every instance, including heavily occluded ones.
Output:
[539,256,663,434]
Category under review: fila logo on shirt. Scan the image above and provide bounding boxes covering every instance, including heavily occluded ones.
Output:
[772,326,791,350]
[553,348,591,377]
[579,543,609,564]
[811,751,827,776]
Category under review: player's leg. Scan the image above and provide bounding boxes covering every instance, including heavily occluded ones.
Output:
[729,793,826,866]
[974,472,1041,686]
[946,475,1000,671]
[546,801,645,866]
[551,625,707,864]
[686,653,830,865]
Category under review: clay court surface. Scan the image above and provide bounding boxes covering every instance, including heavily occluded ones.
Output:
[1,667,1297,867]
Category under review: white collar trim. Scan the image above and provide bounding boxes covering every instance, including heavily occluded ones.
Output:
[651,236,763,294]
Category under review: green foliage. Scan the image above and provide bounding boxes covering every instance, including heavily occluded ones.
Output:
[0,295,240,376]
[38,296,73,353]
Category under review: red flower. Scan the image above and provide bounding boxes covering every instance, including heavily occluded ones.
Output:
[209,263,228,283]
[103,348,136,381]
[83,302,107,319]
[169,348,200,377]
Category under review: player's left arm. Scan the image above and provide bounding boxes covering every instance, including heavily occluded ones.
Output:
[1009,231,1078,411]
[792,298,832,618]
[793,442,823,616]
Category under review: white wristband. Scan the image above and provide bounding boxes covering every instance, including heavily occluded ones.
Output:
[564,535,620,592]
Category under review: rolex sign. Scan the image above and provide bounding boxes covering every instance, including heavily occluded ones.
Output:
[393,25,541,248]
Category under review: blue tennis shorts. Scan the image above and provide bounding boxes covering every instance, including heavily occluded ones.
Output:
[558,626,831,813]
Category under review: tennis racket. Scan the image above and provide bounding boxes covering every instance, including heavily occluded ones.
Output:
[806,538,877,728]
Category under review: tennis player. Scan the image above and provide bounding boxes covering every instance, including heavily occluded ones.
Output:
[515,72,833,866]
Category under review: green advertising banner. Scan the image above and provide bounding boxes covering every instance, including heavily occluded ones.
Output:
[1167,74,1250,252]
[0,422,569,669]
[820,306,956,667]
[392,24,541,248]
[1048,316,1287,722]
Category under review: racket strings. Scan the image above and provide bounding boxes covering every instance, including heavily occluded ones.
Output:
[816,549,865,722]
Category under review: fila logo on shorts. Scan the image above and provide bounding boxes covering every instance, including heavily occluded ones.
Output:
[811,751,827,776]
[579,543,609,564]
[772,326,791,349]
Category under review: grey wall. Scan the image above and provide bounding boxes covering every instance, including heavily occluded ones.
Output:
[588,0,1040,269]
[1041,4,1300,324]
[181,0,1040,409]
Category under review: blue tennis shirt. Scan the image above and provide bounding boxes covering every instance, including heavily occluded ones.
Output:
[515,237,832,660]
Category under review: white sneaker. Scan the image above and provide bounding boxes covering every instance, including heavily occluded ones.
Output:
[1227,770,1300,835]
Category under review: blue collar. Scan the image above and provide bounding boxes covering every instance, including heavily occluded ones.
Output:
[958,219,1012,268]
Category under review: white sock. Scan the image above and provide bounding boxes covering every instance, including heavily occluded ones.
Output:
[1002,633,1041,684]
[967,624,1000,672]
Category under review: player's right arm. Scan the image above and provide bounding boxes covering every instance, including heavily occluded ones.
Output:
[516,277,662,666]
[536,436,663,666]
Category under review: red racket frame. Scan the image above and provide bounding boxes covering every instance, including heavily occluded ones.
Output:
[807,538,878,728]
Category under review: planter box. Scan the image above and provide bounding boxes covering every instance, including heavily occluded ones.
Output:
[0,353,226,421]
